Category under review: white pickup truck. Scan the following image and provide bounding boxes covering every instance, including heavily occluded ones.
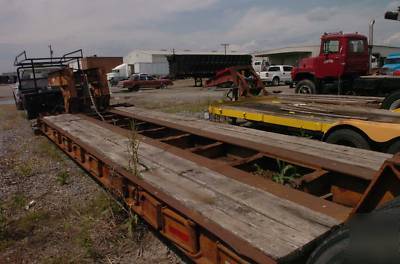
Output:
[259,65,293,86]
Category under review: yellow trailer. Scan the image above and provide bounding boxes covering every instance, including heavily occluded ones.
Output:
[208,96,400,154]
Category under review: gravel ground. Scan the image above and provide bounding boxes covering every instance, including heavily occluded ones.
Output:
[0,85,185,264]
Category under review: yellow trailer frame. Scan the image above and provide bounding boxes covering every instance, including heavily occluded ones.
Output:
[208,96,400,152]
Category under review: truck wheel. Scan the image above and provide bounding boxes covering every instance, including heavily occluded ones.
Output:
[295,79,316,94]
[307,201,400,264]
[272,77,280,86]
[306,227,349,264]
[381,91,400,110]
[325,129,370,150]
[387,139,400,154]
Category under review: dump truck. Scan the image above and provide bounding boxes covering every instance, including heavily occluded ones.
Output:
[291,32,400,110]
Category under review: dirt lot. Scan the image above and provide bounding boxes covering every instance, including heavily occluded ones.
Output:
[0,80,292,264]
[111,79,293,117]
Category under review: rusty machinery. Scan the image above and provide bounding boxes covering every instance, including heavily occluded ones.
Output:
[14,49,110,119]
[205,65,266,100]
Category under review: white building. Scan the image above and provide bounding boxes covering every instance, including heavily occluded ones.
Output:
[123,49,247,64]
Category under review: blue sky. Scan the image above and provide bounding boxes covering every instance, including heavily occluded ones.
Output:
[1,0,400,72]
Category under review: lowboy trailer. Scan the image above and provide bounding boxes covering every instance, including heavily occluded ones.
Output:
[38,106,400,264]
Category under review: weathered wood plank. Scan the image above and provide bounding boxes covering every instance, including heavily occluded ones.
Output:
[115,107,391,177]
[43,114,344,260]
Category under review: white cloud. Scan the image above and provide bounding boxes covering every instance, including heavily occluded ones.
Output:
[1,1,400,72]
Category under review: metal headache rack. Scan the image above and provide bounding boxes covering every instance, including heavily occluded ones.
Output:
[14,49,83,91]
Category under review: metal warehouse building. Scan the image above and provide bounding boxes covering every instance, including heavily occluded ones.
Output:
[123,50,249,75]
[253,45,400,66]
[123,50,248,64]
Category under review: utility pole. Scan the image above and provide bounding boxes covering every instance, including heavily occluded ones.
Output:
[49,44,54,62]
[221,43,229,55]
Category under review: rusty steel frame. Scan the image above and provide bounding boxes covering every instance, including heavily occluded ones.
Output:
[352,154,400,215]
[39,117,277,264]
[39,111,400,264]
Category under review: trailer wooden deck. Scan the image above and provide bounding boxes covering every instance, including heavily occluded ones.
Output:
[113,107,391,179]
[41,109,392,263]
[43,114,344,261]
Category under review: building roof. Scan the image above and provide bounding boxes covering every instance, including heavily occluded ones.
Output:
[253,45,319,56]
[127,49,249,56]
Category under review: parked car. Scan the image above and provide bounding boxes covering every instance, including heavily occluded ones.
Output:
[259,65,293,86]
[117,73,173,91]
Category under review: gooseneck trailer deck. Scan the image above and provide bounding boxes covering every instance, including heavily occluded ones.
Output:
[38,106,400,264]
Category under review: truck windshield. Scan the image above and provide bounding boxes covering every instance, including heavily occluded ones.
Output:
[384,58,400,65]
[323,40,339,54]
[348,40,365,53]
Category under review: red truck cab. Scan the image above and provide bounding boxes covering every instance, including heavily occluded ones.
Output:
[292,32,369,94]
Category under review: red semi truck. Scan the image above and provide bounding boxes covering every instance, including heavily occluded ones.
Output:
[291,32,400,109]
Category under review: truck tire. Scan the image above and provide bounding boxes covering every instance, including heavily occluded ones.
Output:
[272,77,280,86]
[325,129,370,150]
[295,79,316,94]
[307,202,400,264]
[387,139,400,154]
[381,91,400,110]
[306,227,349,264]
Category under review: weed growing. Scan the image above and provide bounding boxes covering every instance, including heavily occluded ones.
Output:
[272,160,301,185]
[127,121,140,177]
[56,170,70,186]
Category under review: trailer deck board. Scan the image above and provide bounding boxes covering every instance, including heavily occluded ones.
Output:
[270,94,384,109]
[113,107,391,180]
[44,114,345,260]
[214,100,400,124]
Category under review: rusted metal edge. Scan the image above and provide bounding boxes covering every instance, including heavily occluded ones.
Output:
[110,108,377,181]
[39,116,277,264]
[80,114,351,222]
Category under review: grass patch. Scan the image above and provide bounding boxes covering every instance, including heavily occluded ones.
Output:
[163,100,213,114]
[0,105,23,130]
[14,161,34,177]
[75,221,100,259]
[11,193,27,210]
[37,140,65,163]
[40,255,75,264]
[13,210,50,234]
[56,170,70,186]
[0,204,6,240]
